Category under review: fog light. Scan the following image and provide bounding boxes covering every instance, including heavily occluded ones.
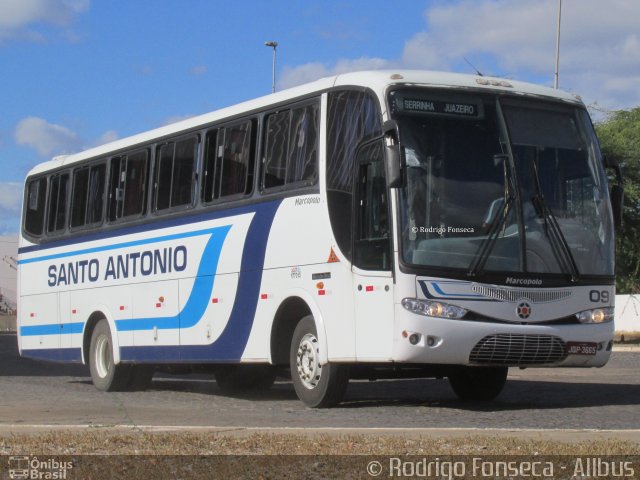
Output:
[409,333,421,345]
[426,336,436,347]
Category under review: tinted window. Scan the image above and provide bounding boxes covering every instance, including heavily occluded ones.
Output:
[263,111,289,188]
[108,150,149,221]
[262,103,318,190]
[326,90,382,260]
[25,178,47,236]
[155,137,197,211]
[71,167,89,228]
[71,163,106,229]
[47,173,69,233]
[201,120,255,202]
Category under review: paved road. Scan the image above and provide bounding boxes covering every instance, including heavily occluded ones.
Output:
[1,333,639,432]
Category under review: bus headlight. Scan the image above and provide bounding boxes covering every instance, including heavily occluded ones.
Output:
[402,298,467,319]
[575,307,614,324]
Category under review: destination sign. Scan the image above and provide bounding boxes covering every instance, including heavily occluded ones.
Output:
[394,96,482,118]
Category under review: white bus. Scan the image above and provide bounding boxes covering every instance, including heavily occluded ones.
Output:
[17,70,622,407]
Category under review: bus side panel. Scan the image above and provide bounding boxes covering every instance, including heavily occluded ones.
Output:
[245,196,356,362]
[19,292,60,359]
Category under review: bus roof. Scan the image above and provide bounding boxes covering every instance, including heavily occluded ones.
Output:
[26,70,582,177]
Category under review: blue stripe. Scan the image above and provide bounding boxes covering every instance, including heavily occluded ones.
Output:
[18,202,266,256]
[120,199,281,362]
[18,226,228,265]
[19,224,231,336]
[419,280,496,302]
[21,322,84,336]
[115,225,230,332]
[21,348,83,362]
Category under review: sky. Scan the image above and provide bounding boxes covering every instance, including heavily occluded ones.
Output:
[0,0,639,236]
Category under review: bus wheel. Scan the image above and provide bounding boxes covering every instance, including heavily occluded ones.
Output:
[89,319,131,391]
[289,315,348,408]
[214,365,277,394]
[448,366,508,401]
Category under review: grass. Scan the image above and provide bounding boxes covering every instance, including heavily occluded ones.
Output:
[1,431,638,456]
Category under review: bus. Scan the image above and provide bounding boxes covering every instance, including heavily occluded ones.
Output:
[17,70,622,407]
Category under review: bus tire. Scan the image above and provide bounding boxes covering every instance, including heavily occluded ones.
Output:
[448,366,508,401]
[289,315,348,408]
[214,365,277,393]
[89,319,131,391]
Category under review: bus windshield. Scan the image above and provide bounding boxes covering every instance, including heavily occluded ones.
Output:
[391,90,615,279]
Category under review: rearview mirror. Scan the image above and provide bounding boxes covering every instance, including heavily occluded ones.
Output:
[383,120,404,188]
[610,184,624,229]
[604,155,624,229]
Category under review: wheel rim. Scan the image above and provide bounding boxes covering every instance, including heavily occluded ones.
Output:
[95,335,111,379]
[296,333,322,389]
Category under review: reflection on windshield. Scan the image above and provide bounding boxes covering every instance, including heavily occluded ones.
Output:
[394,91,614,278]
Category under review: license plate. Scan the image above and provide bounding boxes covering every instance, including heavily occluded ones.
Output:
[566,342,598,355]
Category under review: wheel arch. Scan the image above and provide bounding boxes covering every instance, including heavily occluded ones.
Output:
[82,306,120,365]
[270,291,328,366]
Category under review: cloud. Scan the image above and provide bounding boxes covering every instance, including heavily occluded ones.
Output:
[0,0,89,44]
[280,57,393,90]
[280,0,640,112]
[14,117,81,157]
[92,130,118,147]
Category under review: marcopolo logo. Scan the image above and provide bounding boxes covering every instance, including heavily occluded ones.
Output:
[8,456,73,479]
[517,302,532,320]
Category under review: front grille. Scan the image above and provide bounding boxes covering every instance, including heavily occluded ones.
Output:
[471,284,571,303]
[469,334,567,366]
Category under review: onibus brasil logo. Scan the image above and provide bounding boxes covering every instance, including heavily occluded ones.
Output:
[8,456,73,479]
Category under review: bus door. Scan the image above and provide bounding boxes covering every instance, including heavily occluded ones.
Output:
[352,140,394,360]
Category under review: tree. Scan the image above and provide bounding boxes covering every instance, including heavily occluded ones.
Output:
[595,108,640,293]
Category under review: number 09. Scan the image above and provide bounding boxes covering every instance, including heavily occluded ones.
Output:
[589,290,610,303]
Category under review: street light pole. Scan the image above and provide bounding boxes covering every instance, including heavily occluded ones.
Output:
[264,41,278,93]
[554,0,562,89]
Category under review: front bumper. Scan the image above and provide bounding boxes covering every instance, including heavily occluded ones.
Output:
[393,305,613,367]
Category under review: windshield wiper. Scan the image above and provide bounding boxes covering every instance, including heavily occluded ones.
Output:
[530,157,580,282]
[468,196,514,277]
[468,154,515,277]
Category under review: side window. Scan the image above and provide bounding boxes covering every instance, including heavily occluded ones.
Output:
[47,173,70,234]
[262,102,318,190]
[71,167,89,228]
[354,140,390,270]
[24,177,47,237]
[71,163,106,229]
[263,111,289,188]
[326,89,382,261]
[108,150,149,221]
[155,136,198,211]
[288,103,318,184]
[201,120,255,202]
[221,121,253,197]
[123,151,148,217]
[202,129,219,202]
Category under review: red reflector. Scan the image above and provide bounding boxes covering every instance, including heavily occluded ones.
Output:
[156,303,162,308]
[212,298,219,304]
[119,306,125,311]
[318,290,326,296]
[72,309,77,314]
[365,285,374,292]
[30,313,35,318]
[261,294,268,300]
